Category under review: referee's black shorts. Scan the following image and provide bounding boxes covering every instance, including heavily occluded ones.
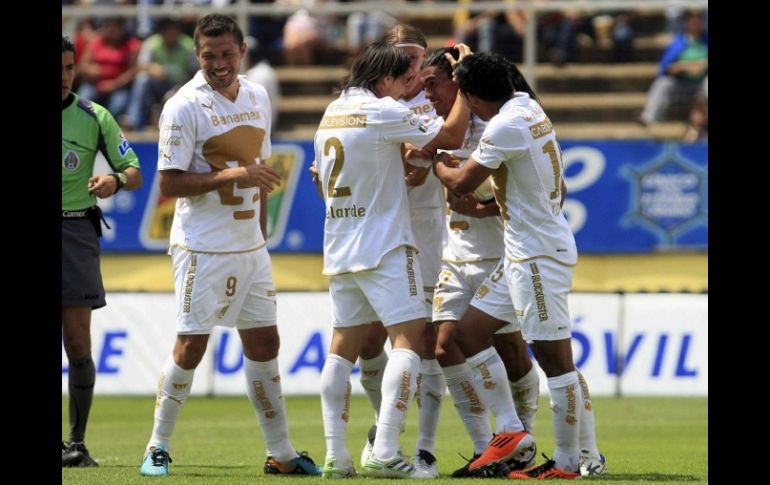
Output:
[62,218,106,309]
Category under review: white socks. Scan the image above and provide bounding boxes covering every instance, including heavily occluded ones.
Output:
[320,354,355,466]
[243,356,295,463]
[359,351,388,422]
[147,355,195,452]
[467,347,524,433]
[547,371,581,472]
[577,371,601,457]
[373,348,420,460]
[415,358,446,455]
[510,364,540,432]
[444,363,492,455]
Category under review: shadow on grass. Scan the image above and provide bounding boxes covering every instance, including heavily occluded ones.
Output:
[106,464,252,471]
[592,473,702,481]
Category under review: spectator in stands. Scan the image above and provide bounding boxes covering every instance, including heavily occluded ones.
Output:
[280,0,345,65]
[159,0,235,37]
[346,10,398,57]
[683,76,707,142]
[73,17,97,65]
[62,35,143,468]
[77,17,142,120]
[249,0,288,64]
[125,18,197,130]
[639,10,707,125]
[538,9,583,66]
[610,12,635,63]
[455,10,526,63]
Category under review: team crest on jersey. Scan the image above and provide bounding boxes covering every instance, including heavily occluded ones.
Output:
[249,91,257,105]
[621,143,708,247]
[63,150,80,171]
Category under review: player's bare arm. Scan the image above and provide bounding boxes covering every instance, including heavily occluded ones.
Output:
[159,163,281,198]
[448,192,500,218]
[434,155,492,195]
[403,145,434,186]
[309,160,323,198]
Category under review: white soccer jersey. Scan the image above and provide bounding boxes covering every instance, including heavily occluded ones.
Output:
[442,114,504,263]
[471,93,577,266]
[158,71,272,253]
[315,87,445,275]
[402,91,445,210]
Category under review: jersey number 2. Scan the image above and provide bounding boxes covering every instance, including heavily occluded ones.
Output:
[324,137,351,198]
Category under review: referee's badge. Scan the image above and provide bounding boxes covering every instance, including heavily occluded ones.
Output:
[63,150,80,171]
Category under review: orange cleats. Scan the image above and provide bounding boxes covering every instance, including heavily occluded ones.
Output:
[508,455,581,480]
[468,431,536,473]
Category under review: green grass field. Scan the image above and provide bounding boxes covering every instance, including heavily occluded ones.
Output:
[62,395,707,484]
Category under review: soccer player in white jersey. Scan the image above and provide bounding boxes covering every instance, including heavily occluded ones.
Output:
[422,47,538,478]
[434,52,602,480]
[355,25,447,478]
[138,14,321,477]
[314,40,471,479]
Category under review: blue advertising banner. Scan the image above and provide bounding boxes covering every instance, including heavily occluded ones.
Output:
[99,140,706,253]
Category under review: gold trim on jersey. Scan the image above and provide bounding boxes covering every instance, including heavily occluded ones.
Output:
[326,102,363,113]
[491,165,509,221]
[210,110,261,127]
[234,209,257,220]
[505,254,577,267]
[169,242,267,255]
[182,254,197,313]
[528,117,553,139]
[318,114,367,129]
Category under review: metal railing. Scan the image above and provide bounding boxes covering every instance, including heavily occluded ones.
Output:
[63,0,708,89]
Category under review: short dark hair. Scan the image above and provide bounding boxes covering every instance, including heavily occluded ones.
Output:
[422,47,458,78]
[62,36,75,54]
[339,39,412,93]
[455,52,539,104]
[194,13,244,50]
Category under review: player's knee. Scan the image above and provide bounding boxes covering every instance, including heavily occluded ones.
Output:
[174,339,207,368]
[62,336,90,359]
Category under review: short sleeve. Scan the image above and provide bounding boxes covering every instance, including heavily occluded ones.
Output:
[471,116,529,170]
[97,108,140,172]
[157,96,196,172]
[379,97,444,148]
